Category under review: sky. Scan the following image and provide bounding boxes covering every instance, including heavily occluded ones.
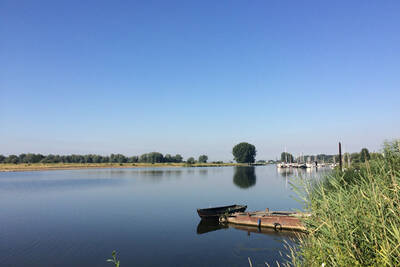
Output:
[1,0,399,161]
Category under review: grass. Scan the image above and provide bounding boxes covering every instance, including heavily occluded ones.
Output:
[0,162,255,172]
[284,140,400,266]
[107,250,120,267]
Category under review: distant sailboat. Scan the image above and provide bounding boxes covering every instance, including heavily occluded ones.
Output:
[277,146,289,168]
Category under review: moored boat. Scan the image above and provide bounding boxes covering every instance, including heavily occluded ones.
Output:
[305,162,313,168]
[197,204,247,219]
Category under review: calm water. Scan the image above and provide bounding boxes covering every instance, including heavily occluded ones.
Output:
[0,165,330,266]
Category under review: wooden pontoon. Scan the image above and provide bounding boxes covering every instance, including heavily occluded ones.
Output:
[221,209,310,232]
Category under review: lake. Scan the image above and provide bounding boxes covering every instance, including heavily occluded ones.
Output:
[0,165,330,266]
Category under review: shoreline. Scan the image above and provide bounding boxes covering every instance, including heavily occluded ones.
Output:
[0,162,267,172]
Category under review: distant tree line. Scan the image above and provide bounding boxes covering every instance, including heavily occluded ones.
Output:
[342,148,383,164]
[0,152,195,164]
[299,154,337,163]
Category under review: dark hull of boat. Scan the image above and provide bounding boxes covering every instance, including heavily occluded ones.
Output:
[197,204,247,219]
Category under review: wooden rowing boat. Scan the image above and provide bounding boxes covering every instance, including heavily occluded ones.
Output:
[197,204,247,219]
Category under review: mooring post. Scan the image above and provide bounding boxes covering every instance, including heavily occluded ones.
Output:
[339,142,342,172]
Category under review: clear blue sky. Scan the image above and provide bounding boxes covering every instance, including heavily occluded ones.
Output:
[1,0,399,160]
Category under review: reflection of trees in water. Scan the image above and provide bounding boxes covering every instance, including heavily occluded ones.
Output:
[199,169,208,175]
[233,167,256,189]
[276,167,332,180]
[164,170,182,177]
[136,169,184,183]
[139,170,164,176]
[277,168,294,178]
[186,169,195,174]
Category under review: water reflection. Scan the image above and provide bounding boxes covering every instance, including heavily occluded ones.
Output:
[233,167,256,189]
[138,170,164,176]
[199,169,208,176]
[277,166,332,180]
[164,170,183,177]
[196,219,228,234]
[277,168,294,177]
[196,219,297,238]
[0,178,123,192]
[0,166,305,267]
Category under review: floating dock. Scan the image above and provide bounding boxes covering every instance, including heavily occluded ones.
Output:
[221,210,310,232]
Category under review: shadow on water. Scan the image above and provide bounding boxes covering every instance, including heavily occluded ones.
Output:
[196,219,228,234]
[196,219,298,238]
[233,166,256,189]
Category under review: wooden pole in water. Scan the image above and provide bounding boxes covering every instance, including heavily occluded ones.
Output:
[339,142,342,172]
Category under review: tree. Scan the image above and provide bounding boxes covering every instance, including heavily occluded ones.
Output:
[280,152,294,163]
[127,156,138,163]
[187,157,195,164]
[92,155,102,163]
[173,154,183,163]
[164,154,172,163]
[139,152,163,163]
[198,155,208,163]
[232,142,256,163]
[5,155,19,164]
[360,148,370,162]
[41,154,60,163]
[0,155,5,163]
[351,152,361,163]
[84,154,93,163]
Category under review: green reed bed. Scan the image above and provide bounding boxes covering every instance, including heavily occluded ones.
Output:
[287,141,400,267]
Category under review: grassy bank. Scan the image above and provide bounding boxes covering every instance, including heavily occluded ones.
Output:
[0,162,256,172]
[287,140,400,266]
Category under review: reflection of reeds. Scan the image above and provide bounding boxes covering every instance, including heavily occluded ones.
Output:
[277,140,400,266]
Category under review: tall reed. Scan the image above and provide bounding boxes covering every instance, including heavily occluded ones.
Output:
[287,140,400,266]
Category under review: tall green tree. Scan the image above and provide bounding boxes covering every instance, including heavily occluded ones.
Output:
[360,148,370,162]
[198,155,208,163]
[5,155,19,164]
[173,154,183,163]
[186,157,195,164]
[280,152,294,163]
[127,156,138,163]
[351,152,361,163]
[164,154,172,163]
[232,142,256,163]
[139,152,163,163]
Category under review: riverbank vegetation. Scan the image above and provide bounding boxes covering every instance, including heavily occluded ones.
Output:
[0,152,186,164]
[288,140,400,266]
